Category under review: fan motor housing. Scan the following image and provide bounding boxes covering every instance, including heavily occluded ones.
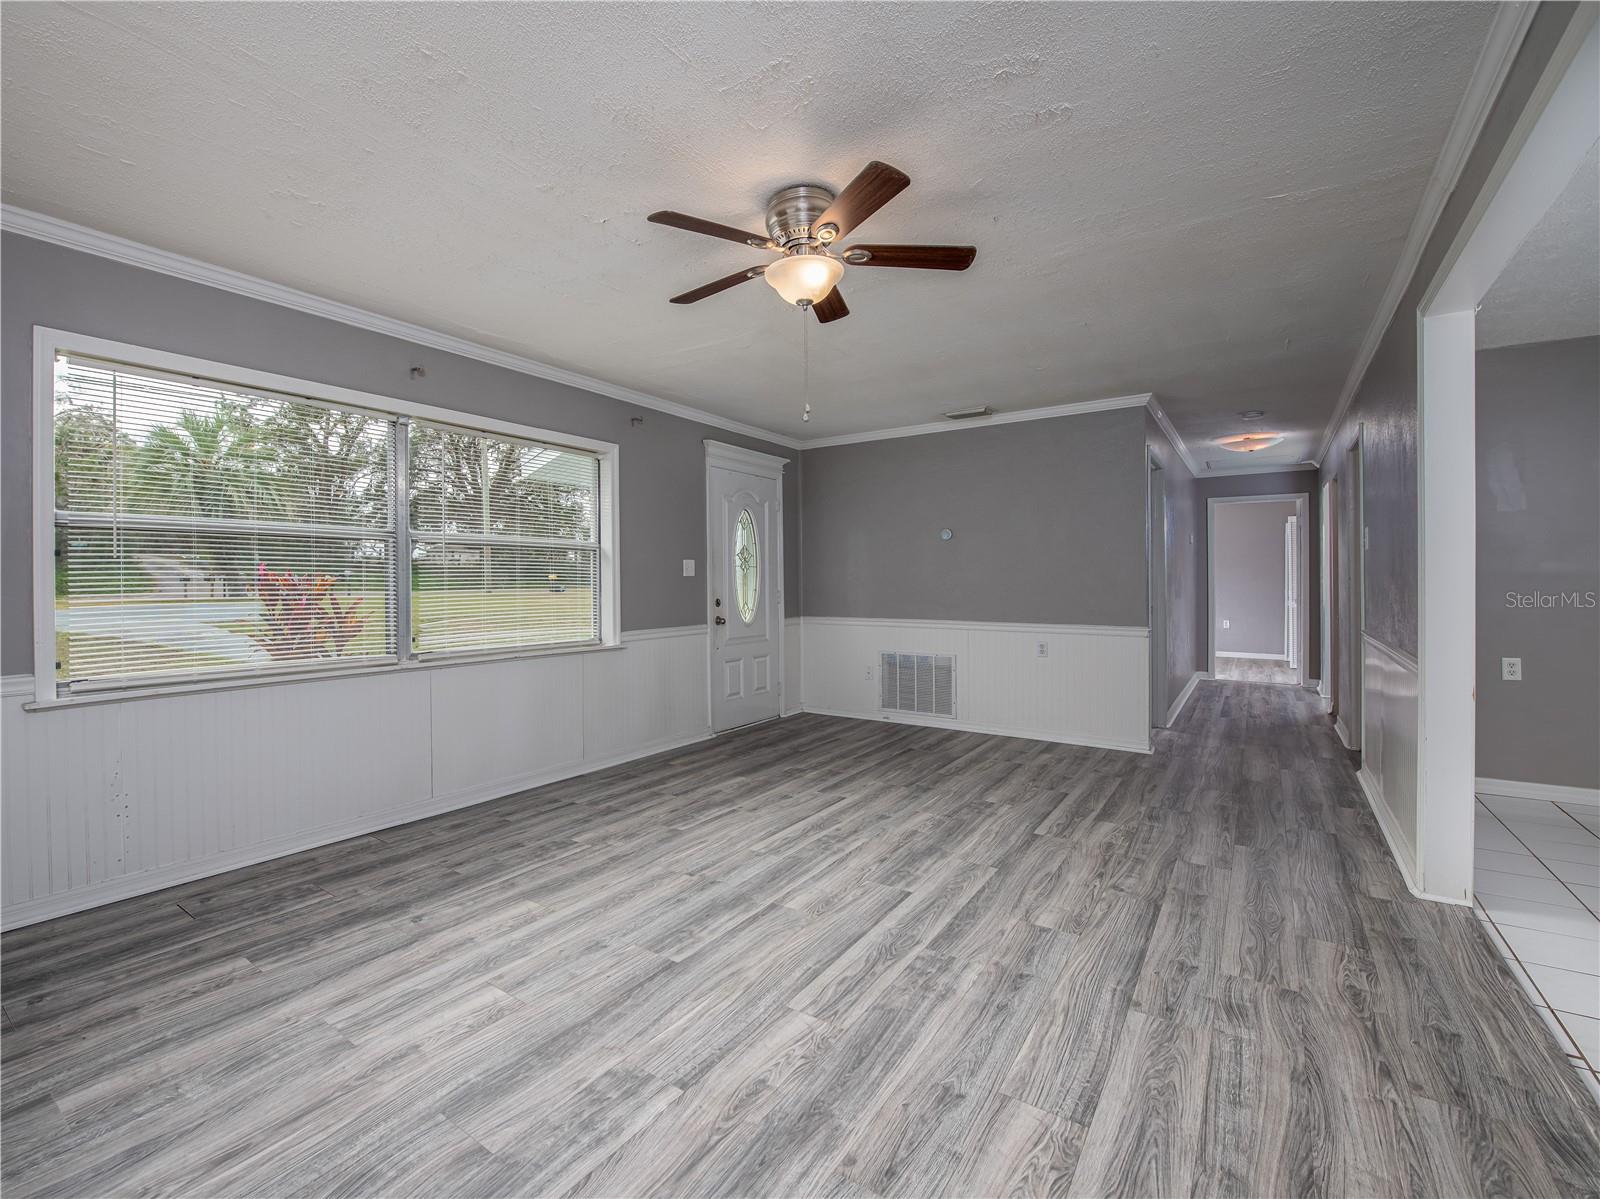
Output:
[765,184,836,247]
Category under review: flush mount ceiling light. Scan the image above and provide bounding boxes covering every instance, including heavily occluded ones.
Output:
[647,161,977,324]
[762,252,845,307]
[1216,432,1286,453]
[1238,409,1266,421]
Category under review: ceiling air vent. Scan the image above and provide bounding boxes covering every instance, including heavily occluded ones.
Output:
[944,406,993,421]
[879,652,956,718]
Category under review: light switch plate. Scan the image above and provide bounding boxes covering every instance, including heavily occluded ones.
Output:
[682,559,695,577]
[1501,657,1522,681]
[1221,619,1230,629]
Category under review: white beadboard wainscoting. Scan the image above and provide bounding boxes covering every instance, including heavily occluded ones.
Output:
[798,617,1152,754]
[783,617,804,716]
[0,626,710,929]
[1356,632,1450,902]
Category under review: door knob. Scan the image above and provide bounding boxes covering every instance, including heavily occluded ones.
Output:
[715,616,727,625]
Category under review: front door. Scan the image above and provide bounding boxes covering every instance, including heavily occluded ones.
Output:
[708,461,782,732]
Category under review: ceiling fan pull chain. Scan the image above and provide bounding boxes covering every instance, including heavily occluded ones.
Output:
[802,305,811,422]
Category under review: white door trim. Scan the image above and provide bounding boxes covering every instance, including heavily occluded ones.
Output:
[704,440,791,476]
[1147,450,1169,727]
[1319,479,1333,699]
[1412,11,1598,904]
[704,441,786,732]
[1206,493,1310,683]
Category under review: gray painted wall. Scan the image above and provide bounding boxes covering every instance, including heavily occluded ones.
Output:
[801,407,1150,626]
[1475,336,1599,789]
[1146,412,1203,708]
[1194,471,1322,680]
[1212,500,1297,656]
[1318,3,1581,678]
[0,233,801,674]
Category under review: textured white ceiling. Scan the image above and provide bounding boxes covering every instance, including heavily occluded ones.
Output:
[1,2,1495,462]
[1478,142,1600,351]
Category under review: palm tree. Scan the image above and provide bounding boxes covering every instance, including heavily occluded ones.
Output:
[131,404,278,520]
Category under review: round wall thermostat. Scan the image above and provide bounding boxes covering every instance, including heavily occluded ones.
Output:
[939,528,953,541]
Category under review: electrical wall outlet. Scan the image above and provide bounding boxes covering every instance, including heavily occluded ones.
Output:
[864,666,873,681]
[1036,641,1048,658]
[1221,619,1230,629]
[682,559,695,577]
[1501,657,1522,681]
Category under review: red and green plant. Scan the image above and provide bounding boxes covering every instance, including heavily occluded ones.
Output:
[249,564,366,660]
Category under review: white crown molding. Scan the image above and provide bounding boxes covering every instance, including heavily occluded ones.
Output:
[797,393,1155,450]
[1312,1,1537,466]
[1198,461,1319,478]
[1,204,803,451]
[1145,397,1203,477]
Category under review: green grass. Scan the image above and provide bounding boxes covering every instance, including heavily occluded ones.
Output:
[411,586,596,651]
[56,586,598,681]
[57,632,245,681]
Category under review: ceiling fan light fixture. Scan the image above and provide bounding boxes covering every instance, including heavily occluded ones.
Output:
[1215,432,1286,453]
[763,252,844,307]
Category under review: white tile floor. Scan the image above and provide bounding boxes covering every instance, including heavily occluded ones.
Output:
[1473,792,1600,1104]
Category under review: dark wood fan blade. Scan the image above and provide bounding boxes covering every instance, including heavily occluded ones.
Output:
[812,287,849,324]
[648,211,772,248]
[669,267,764,305]
[813,162,910,243]
[841,244,976,270]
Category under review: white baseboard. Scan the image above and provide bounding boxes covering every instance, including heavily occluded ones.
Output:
[1217,651,1290,661]
[1334,716,1354,750]
[1317,676,1331,699]
[800,705,1152,755]
[1357,766,1470,907]
[1164,671,1208,727]
[0,727,712,930]
[1475,777,1600,808]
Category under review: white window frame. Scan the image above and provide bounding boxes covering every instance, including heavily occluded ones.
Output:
[31,327,621,707]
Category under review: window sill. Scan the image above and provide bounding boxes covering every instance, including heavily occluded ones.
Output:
[23,640,626,711]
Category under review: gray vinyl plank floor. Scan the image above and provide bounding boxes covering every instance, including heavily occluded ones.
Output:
[1214,655,1299,684]
[4,682,1597,1198]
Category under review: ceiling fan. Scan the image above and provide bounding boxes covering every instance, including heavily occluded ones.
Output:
[647,161,976,324]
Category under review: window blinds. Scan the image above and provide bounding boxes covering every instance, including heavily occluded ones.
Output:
[407,421,600,655]
[50,352,603,694]
[53,355,397,689]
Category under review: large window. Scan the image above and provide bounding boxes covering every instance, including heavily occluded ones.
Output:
[42,337,613,699]
[407,421,600,655]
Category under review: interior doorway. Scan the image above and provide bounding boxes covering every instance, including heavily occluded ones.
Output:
[1207,494,1310,686]
[1410,11,1597,904]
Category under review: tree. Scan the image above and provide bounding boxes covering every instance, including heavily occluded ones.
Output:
[54,401,128,513]
[131,403,277,519]
[408,426,594,589]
